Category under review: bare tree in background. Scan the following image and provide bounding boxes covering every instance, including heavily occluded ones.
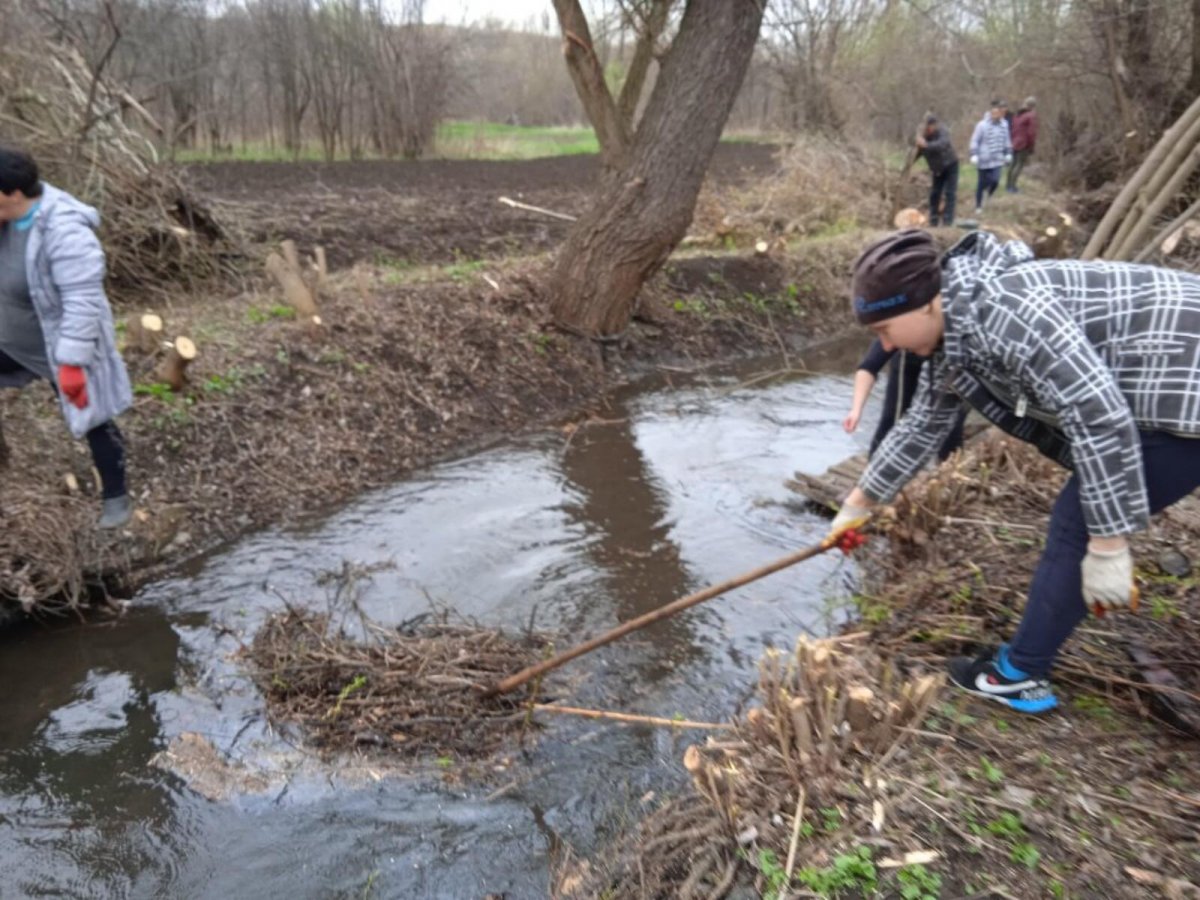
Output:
[549,0,767,337]
[763,0,879,133]
[552,0,675,171]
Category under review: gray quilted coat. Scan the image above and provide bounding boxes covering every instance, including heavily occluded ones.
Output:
[1,184,132,438]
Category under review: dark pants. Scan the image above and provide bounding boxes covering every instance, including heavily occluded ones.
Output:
[929,162,958,226]
[975,166,1001,209]
[1008,431,1200,676]
[1006,149,1031,191]
[0,348,127,499]
[869,352,966,463]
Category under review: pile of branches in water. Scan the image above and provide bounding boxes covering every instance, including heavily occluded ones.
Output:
[247,606,555,757]
[0,1,230,296]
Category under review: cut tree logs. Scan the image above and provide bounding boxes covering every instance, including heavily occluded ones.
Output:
[1032,213,1074,259]
[158,337,197,392]
[265,249,320,320]
[893,207,928,229]
[126,313,165,355]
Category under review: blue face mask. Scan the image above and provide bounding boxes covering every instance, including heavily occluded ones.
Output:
[14,199,41,232]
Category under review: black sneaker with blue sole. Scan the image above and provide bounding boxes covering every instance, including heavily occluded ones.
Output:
[947,644,1058,713]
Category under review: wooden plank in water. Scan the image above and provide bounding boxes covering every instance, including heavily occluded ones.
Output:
[787,451,869,514]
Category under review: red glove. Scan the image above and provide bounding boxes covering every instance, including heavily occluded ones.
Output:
[837,528,867,555]
[58,364,88,409]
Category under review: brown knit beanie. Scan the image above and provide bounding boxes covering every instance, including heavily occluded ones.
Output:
[851,229,941,325]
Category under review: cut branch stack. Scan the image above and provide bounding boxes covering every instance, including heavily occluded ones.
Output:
[0,7,230,294]
[683,634,943,836]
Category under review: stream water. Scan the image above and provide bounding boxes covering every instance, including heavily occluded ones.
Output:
[0,338,879,899]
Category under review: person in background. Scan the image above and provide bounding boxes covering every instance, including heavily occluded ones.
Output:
[969,100,1012,216]
[915,114,959,227]
[843,337,965,462]
[0,146,133,528]
[1006,97,1039,193]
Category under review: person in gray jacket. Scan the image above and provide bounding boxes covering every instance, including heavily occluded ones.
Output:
[829,228,1200,714]
[0,146,133,528]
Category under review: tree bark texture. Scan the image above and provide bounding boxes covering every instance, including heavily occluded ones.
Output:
[549,0,766,338]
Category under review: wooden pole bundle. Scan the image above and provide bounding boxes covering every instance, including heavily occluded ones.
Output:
[1084,93,1200,261]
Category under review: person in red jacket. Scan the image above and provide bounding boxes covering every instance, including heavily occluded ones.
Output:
[1006,97,1038,193]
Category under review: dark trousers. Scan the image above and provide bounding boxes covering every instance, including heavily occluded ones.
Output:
[1006,149,1031,191]
[0,348,127,499]
[975,166,1001,209]
[929,162,958,226]
[1008,431,1200,676]
[869,352,966,463]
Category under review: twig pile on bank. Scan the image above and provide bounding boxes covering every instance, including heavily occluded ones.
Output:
[567,636,943,898]
[247,607,554,757]
[1,2,228,294]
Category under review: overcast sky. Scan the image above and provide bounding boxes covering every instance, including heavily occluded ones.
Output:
[422,0,557,30]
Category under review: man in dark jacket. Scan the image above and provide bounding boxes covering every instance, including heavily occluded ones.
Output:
[915,115,958,226]
[830,229,1200,714]
[1006,97,1038,193]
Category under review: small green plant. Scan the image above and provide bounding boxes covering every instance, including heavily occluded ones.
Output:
[985,812,1025,840]
[1049,881,1065,899]
[796,845,877,897]
[672,297,709,316]
[435,755,454,769]
[529,332,554,354]
[757,848,790,900]
[853,593,890,625]
[896,863,942,899]
[134,381,176,402]
[1071,694,1115,723]
[1149,594,1180,620]
[445,257,486,281]
[978,756,1004,785]
[326,674,367,719]
[203,368,246,395]
[821,806,843,832]
[1011,841,1040,870]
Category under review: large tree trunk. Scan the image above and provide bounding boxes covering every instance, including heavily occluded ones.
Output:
[549,0,766,338]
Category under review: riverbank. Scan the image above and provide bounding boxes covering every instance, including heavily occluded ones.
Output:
[0,231,867,619]
[570,434,1200,898]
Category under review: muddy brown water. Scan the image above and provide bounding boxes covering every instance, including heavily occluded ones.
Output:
[0,338,878,899]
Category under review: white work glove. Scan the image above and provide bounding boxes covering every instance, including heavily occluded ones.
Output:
[829,502,872,541]
[1004,154,1013,165]
[970,154,979,166]
[1081,545,1134,612]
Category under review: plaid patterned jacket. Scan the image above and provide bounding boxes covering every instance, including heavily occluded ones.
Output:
[859,231,1200,536]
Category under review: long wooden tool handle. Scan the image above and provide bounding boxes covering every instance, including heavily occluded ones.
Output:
[483,535,839,697]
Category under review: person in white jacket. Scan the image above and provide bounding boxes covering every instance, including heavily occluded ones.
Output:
[0,146,133,529]
[969,100,1013,215]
